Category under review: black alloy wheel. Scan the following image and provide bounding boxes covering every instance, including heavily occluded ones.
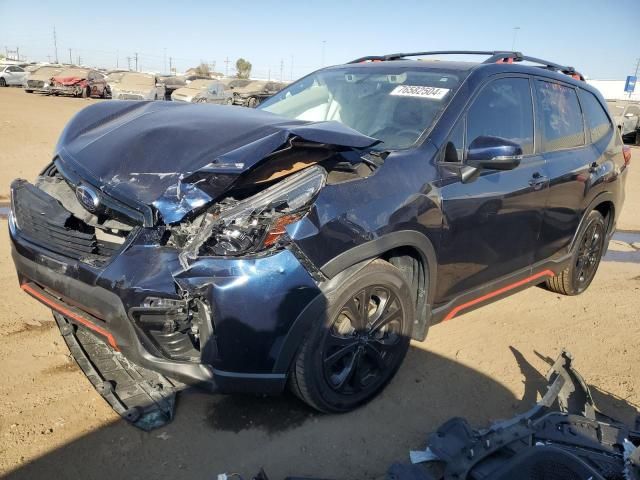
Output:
[545,210,607,295]
[573,217,605,289]
[323,285,405,395]
[290,260,413,412]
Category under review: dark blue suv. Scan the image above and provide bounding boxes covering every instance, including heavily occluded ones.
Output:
[9,51,629,421]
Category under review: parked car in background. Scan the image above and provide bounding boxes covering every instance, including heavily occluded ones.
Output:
[0,64,27,87]
[171,79,232,104]
[105,70,128,96]
[607,99,640,144]
[8,51,628,419]
[24,65,63,93]
[50,68,109,98]
[111,72,165,101]
[232,80,286,107]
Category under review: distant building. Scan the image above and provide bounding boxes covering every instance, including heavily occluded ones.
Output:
[587,79,640,101]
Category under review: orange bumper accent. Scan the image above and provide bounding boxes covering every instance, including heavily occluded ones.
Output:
[21,283,119,350]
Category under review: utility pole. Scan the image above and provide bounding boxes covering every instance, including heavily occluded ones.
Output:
[224,57,230,77]
[280,58,284,82]
[268,68,271,81]
[169,56,173,75]
[321,40,326,67]
[116,50,119,69]
[68,48,72,64]
[511,26,521,51]
[53,26,59,63]
[127,56,131,70]
[77,55,81,66]
[134,52,138,72]
[16,47,20,61]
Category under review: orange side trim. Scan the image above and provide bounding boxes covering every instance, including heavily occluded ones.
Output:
[21,283,119,350]
[444,269,555,321]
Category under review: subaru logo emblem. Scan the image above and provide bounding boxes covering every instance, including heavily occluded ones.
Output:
[76,185,100,212]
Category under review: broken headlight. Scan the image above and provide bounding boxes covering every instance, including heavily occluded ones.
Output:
[178,166,326,266]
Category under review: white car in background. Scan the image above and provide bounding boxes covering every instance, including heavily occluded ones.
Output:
[0,64,27,87]
[25,65,63,93]
[110,72,165,100]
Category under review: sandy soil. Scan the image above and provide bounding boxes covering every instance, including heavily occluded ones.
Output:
[0,87,639,479]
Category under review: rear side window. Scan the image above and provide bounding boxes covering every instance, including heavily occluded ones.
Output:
[466,77,534,155]
[536,81,585,152]
[578,89,612,143]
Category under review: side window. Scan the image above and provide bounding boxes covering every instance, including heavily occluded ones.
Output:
[536,81,585,152]
[443,117,465,162]
[466,77,534,155]
[578,89,612,143]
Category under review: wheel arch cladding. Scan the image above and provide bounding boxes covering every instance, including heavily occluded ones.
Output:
[320,230,437,341]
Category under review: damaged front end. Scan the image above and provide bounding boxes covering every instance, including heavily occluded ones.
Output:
[9,101,384,430]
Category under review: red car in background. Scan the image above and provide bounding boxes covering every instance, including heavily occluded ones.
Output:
[50,68,109,98]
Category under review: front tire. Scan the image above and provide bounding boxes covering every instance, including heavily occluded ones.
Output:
[0,78,6,87]
[81,86,90,98]
[247,96,259,108]
[545,210,607,295]
[289,260,413,412]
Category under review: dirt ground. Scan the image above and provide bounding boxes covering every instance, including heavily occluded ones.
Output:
[0,87,639,479]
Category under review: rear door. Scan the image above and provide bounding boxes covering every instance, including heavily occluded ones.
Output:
[533,79,594,261]
[437,76,548,302]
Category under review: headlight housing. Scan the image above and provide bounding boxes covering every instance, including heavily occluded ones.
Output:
[178,165,326,266]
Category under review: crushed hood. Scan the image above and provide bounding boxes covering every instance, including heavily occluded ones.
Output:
[56,101,378,223]
[53,76,87,86]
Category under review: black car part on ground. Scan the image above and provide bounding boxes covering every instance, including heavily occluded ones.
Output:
[241,351,639,480]
[390,350,640,480]
[53,311,182,431]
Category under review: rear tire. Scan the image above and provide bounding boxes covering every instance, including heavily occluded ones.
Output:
[545,210,606,296]
[289,260,413,413]
[247,96,259,108]
[25,89,33,93]
[0,78,6,87]
[81,86,90,98]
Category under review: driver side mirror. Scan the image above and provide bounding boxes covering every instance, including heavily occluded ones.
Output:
[458,136,523,183]
[466,136,523,171]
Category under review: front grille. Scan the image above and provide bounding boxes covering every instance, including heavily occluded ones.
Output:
[12,180,121,264]
[27,80,45,88]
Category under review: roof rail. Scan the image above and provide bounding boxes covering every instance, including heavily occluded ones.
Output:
[347,50,584,81]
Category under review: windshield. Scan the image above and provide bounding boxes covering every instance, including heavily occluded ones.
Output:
[57,68,89,78]
[120,73,155,86]
[187,79,213,90]
[33,67,61,76]
[259,66,462,149]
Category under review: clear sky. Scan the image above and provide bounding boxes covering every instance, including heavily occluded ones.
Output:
[1,0,638,80]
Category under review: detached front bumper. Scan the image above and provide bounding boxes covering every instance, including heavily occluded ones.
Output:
[50,84,83,95]
[9,214,322,394]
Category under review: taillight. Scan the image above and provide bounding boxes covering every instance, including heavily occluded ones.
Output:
[623,145,631,166]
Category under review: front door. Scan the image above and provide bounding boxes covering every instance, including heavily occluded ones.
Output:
[437,76,548,303]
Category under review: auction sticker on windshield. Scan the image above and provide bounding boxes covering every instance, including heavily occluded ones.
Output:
[390,85,449,99]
